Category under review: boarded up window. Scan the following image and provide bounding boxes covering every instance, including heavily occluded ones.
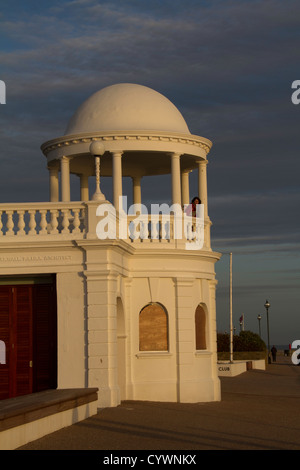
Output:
[195,305,206,350]
[139,303,168,351]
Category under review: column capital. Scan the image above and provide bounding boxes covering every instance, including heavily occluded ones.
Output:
[48,159,60,170]
[169,152,181,159]
[112,151,123,158]
[48,165,59,175]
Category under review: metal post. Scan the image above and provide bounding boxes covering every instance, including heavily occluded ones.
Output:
[229,252,233,363]
[264,300,271,364]
[257,314,262,337]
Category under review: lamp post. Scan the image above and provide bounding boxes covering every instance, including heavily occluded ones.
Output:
[90,141,106,201]
[257,314,262,337]
[229,252,233,363]
[264,300,271,364]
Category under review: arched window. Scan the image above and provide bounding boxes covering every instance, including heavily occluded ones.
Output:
[139,303,168,351]
[195,305,206,350]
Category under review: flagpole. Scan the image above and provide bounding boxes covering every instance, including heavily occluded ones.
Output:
[230,252,233,363]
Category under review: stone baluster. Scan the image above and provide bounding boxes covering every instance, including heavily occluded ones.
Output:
[39,209,48,235]
[17,210,26,236]
[28,210,36,235]
[150,216,159,240]
[72,208,81,234]
[6,210,14,236]
[50,209,59,234]
[61,209,70,234]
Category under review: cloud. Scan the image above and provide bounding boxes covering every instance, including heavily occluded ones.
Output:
[0,0,299,225]
[0,0,300,345]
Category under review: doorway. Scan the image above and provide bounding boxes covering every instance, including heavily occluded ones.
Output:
[0,276,57,400]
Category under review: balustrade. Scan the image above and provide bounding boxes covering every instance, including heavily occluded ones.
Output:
[0,202,86,239]
[0,201,207,249]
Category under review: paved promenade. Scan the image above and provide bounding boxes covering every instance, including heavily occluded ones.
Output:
[19,355,300,450]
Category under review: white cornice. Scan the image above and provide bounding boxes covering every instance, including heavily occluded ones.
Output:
[41,130,212,157]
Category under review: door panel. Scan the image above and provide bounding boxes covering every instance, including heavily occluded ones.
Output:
[0,281,57,399]
[33,284,57,392]
[0,286,11,400]
[14,286,33,397]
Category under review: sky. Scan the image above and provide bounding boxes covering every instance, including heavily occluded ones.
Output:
[0,0,299,346]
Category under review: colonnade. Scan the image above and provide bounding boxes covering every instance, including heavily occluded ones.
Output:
[48,152,208,216]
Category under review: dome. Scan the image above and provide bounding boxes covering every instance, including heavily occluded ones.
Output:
[64,83,191,135]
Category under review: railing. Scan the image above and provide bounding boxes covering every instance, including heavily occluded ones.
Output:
[0,201,209,249]
[126,214,205,248]
[0,202,87,239]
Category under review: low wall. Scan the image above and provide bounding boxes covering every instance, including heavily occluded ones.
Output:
[0,388,98,450]
[217,361,247,377]
[217,359,266,377]
[252,359,266,370]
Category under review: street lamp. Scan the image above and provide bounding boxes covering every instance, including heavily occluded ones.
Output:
[264,300,271,364]
[257,314,262,337]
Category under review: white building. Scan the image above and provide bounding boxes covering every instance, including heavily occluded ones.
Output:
[0,83,221,411]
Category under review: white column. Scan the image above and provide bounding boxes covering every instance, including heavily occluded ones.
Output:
[198,160,208,217]
[132,176,142,205]
[112,152,123,211]
[49,164,59,202]
[171,152,181,206]
[181,170,190,206]
[60,156,70,202]
[80,174,89,201]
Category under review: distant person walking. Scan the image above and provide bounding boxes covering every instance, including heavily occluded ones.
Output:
[271,345,277,362]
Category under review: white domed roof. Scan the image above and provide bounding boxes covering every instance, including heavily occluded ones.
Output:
[65,83,191,135]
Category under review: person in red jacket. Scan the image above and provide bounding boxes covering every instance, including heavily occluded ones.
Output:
[185,196,201,217]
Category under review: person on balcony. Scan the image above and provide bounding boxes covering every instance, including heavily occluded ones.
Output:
[185,196,201,217]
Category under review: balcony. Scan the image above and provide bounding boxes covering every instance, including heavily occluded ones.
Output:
[0,201,210,250]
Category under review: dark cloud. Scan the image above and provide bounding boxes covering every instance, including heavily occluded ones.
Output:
[0,0,299,343]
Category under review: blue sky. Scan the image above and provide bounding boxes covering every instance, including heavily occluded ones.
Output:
[0,0,299,345]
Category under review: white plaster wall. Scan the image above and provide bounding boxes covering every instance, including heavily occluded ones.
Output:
[127,270,220,403]
[56,271,86,389]
[0,241,221,406]
[130,277,177,402]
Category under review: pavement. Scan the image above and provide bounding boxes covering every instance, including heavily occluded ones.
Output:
[18,355,300,451]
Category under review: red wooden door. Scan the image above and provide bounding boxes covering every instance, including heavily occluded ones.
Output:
[0,282,57,400]
[0,286,12,400]
[0,286,33,399]
[32,284,57,392]
[13,285,33,397]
